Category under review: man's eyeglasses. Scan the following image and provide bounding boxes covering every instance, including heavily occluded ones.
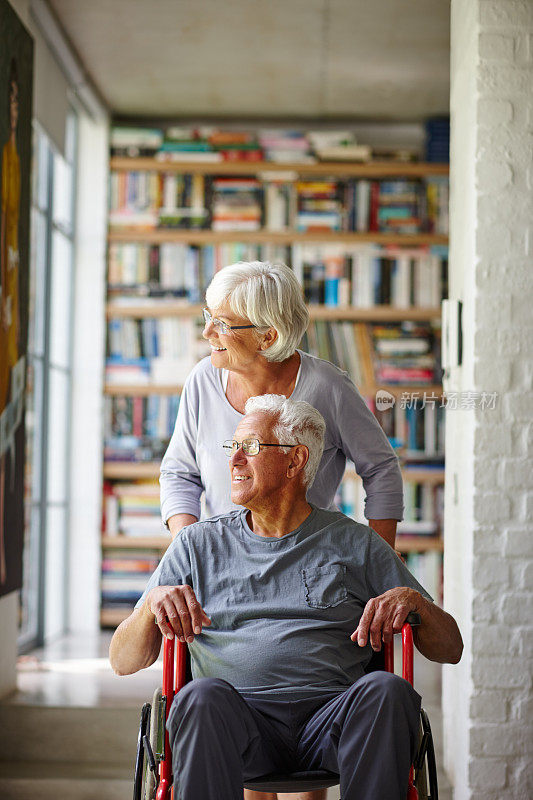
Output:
[222,438,296,457]
[202,308,256,336]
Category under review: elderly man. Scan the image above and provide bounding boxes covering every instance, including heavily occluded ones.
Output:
[110,395,462,800]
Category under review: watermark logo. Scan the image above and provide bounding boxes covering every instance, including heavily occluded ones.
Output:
[375,389,396,411]
[373,389,499,410]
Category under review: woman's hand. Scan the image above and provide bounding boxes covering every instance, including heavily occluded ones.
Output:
[146,585,211,642]
[350,587,420,650]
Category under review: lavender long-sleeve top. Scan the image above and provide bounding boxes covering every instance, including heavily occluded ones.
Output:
[160,352,404,524]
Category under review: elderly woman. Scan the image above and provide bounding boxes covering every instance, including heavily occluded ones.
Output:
[160,261,403,800]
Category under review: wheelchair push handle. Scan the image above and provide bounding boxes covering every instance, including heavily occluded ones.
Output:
[383,611,420,685]
[161,610,422,689]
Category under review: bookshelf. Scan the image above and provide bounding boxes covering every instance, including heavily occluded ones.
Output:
[110,157,449,178]
[108,229,448,246]
[106,302,441,321]
[100,134,448,627]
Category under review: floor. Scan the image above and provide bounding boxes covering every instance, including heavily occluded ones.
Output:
[10,632,453,799]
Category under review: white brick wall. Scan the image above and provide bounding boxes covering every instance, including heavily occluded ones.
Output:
[446,1,533,797]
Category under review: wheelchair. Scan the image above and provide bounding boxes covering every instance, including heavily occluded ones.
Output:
[133,612,438,800]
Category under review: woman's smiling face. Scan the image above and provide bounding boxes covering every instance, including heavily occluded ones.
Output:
[202,302,267,371]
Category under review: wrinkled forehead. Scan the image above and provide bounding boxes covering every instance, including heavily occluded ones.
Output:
[233,411,278,441]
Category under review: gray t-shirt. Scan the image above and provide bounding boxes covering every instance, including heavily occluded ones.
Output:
[137,507,431,699]
[160,352,403,523]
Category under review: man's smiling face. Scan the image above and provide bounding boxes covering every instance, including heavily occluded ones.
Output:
[229,412,293,510]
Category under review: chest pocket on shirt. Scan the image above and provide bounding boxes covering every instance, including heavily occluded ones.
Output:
[301,565,348,609]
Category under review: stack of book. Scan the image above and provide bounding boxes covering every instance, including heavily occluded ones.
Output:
[105,357,150,385]
[375,180,421,234]
[109,171,159,228]
[108,169,449,235]
[258,130,313,163]
[300,320,368,387]
[103,483,167,537]
[211,177,263,231]
[107,316,196,361]
[107,243,292,297]
[261,172,297,231]
[296,180,344,231]
[120,490,166,537]
[103,435,167,462]
[425,177,449,235]
[293,244,446,308]
[346,178,448,235]
[108,243,157,288]
[157,173,209,229]
[301,319,441,394]
[425,118,450,163]
[104,395,180,442]
[155,128,221,163]
[209,130,263,162]
[371,323,438,385]
[308,130,372,163]
[101,548,160,611]
[110,127,164,157]
[106,317,203,384]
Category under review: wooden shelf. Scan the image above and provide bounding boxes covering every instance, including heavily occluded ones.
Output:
[110,157,449,179]
[108,228,448,247]
[101,520,442,558]
[103,462,161,479]
[100,532,441,554]
[400,469,445,484]
[100,607,134,627]
[106,301,442,321]
[104,383,182,396]
[345,467,444,485]
[106,301,202,318]
[396,536,443,553]
[102,535,169,549]
[104,458,444,481]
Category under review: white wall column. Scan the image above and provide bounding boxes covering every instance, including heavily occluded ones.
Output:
[445,1,533,797]
[67,111,108,633]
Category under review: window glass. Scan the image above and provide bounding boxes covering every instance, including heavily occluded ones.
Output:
[49,230,72,369]
[46,367,69,505]
[20,113,77,650]
[44,504,67,640]
[52,152,73,234]
[29,208,46,358]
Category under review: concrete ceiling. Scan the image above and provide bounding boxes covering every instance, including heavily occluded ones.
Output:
[48,0,450,120]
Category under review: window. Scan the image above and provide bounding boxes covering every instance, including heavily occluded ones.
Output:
[19,113,77,650]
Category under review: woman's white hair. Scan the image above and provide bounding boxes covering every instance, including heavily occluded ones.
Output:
[205,261,309,362]
[244,394,326,488]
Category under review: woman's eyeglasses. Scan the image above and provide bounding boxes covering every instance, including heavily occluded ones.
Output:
[222,439,296,457]
[202,308,256,336]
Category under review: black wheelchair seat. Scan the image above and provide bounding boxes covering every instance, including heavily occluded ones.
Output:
[244,769,340,792]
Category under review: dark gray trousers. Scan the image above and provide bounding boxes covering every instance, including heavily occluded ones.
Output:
[167,672,421,800]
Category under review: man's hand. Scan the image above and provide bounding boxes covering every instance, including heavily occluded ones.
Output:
[146,585,211,643]
[351,587,420,651]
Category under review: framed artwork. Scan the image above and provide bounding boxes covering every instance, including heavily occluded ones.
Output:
[0,0,33,598]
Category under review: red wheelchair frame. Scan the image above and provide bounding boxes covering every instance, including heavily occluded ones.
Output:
[134,612,438,800]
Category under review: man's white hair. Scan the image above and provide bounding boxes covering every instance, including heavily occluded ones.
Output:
[205,261,309,362]
[244,394,326,488]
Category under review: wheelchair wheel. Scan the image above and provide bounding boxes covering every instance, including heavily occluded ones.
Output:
[133,703,151,800]
[142,688,164,800]
[414,708,438,800]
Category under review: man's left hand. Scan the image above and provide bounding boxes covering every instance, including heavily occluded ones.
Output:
[351,587,420,651]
